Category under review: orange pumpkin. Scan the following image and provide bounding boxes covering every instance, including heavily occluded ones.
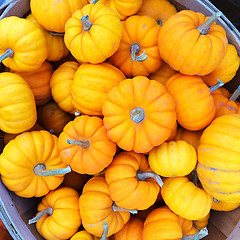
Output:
[211,87,230,98]
[0,72,37,134]
[102,76,176,153]
[79,176,131,237]
[105,151,163,210]
[193,213,210,231]
[158,10,228,75]
[71,62,126,116]
[178,216,197,236]
[30,0,88,33]
[165,73,216,131]
[13,61,54,106]
[0,16,47,72]
[0,130,70,198]
[29,187,81,240]
[58,115,116,175]
[50,61,80,114]
[110,15,162,77]
[137,0,177,26]
[211,199,240,211]
[71,230,112,240]
[64,3,122,64]
[37,101,74,136]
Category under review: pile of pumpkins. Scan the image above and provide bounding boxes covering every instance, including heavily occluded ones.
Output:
[0,0,240,239]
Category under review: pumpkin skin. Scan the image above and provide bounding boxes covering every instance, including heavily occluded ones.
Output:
[13,61,54,106]
[193,213,209,231]
[142,206,183,240]
[0,72,37,134]
[197,114,240,203]
[64,4,122,64]
[166,73,216,131]
[212,87,230,98]
[35,187,81,240]
[178,216,197,236]
[102,76,176,153]
[71,230,112,240]
[148,140,197,177]
[158,10,228,76]
[30,0,88,33]
[105,151,160,210]
[137,0,177,26]
[50,61,80,114]
[26,14,69,61]
[161,177,213,220]
[211,199,240,211]
[202,44,240,86]
[0,130,68,198]
[37,101,74,136]
[71,62,126,116]
[79,176,130,237]
[59,115,116,175]
[110,15,162,77]
[0,16,47,72]
[89,0,142,20]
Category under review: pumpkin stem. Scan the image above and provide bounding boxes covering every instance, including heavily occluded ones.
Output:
[28,207,53,224]
[213,198,220,203]
[137,171,163,187]
[209,79,224,93]
[112,203,138,214]
[157,19,162,26]
[90,0,99,3]
[81,14,92,31]
[0,48,14,62]
[181,227,208,240]
[197,12,222,35]
[67,139,90,149]
[75,110,81,117]
[100,222,109,240]
[33,164,71,176]
[130,43,148,62]
[229,85,240,102]
[130,107,145,123]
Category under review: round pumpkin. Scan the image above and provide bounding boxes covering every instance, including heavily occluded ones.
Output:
[0,72,37,134]
[193,213,210,231]
[0,16,47,72]
[148,140,197,177]
[197,114,240,203]
[165,73,216,131]
[71,62,126,116]
[29,187,81,240]
[50,61,80,114]
[211,199,240,211]
[58,115,116,175]
[71,230,112,240]
[110,15,162,77]
[102,76,176,153]
[212,87,230,98]
[0,130,70,198]
[158,10,228,76]
[64,3,122,64]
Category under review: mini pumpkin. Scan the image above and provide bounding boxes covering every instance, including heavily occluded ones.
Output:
[193,213,210,231]
[102,76,176,153]
[211,199,240,211]
[71,230,112,240]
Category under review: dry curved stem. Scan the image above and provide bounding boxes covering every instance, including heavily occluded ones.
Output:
[112,203,138,214]
[74,110,81,117]
[209,79,224,93]
[130,43,148,62]
[33,164,71,176]
[229,85,240,102]
[130,107,145,123]
[213,198,220,203]
[181,227,208,240]
[101,222,109,240]
[67,139,90,149]
[197,11,222,35]
[28,207,53,224]
[137,171,163,188]
[81,14,92,31]
[90,0,99,3]
[0,48,14,62]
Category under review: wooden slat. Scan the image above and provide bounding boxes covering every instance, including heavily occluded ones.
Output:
[205,221,227,240]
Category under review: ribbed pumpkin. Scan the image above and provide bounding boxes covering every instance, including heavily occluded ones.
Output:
[29,187,81,240]
[161,177,213,220]
[58,115,116,175]
[211,199,240,211]
[30,0,88,33]
[64,3,122,64]
[0,16,47,72]
[165,73,216,131]
[0,130,70,198]
[50,61,80,114]
[102,76,176,153]
[193,213,210,231]
[26,14,69,61]
[212,87,230,98]
[0,72,37,134]
[197,114,240,203]
[158,10,228,76]
[71,230,112,240]
[137,0,177,26]
[105,151,162,210]
[110,15,162,77]
[71,62,126,116]
[13,61,54,106]
[79,176,131,237]
[148,140,197,177]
